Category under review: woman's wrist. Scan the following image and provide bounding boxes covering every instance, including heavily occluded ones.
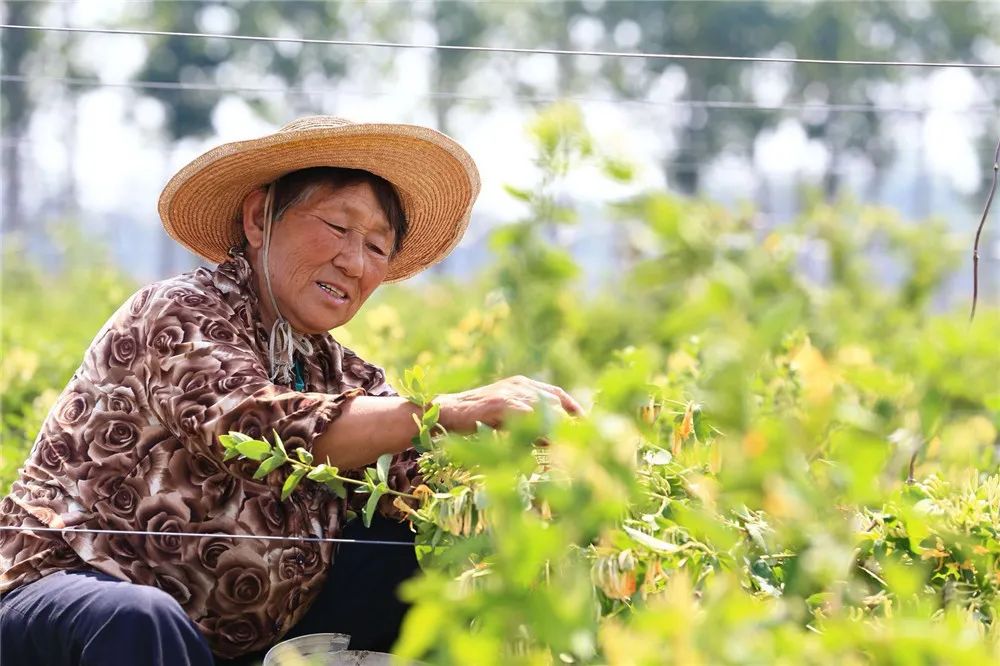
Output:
[429,394,452,431]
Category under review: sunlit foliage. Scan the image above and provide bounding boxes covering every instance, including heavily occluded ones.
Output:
[2,105,998,664]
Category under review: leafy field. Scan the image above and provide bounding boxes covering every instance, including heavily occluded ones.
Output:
[3,106,999,664]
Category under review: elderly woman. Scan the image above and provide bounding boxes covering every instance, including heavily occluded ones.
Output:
[0,116,581,665]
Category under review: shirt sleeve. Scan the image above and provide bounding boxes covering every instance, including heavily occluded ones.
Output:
[140,280,360,482]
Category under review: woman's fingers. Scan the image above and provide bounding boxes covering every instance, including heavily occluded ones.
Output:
[523,379,585,416]
[552,386,585,416]
[502,398,535,420]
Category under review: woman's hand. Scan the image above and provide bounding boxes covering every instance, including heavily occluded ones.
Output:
[435,375,584,433]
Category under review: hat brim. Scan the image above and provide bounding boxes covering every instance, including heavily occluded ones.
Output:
[158,122,480,282]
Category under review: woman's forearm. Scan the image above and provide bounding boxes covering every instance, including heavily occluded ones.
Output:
[313,395,423,469]
[312,375,584,470]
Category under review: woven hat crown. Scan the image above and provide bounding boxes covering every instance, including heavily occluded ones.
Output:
[278,116,353,133]
[158,115,480,282]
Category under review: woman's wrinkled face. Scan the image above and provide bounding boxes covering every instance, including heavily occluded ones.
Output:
[242,182,394,334]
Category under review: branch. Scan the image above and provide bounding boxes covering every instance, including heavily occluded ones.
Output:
[971,135,1000,322]
[907,446,920,485]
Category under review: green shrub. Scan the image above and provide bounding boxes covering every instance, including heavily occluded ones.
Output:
[4,105,998,664]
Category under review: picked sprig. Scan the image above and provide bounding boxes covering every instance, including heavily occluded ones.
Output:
[400,365,448,453]
[218,430,418,527]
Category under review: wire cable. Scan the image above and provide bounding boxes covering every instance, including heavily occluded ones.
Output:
[2,24,998,70]
[6,1,1000,6]
[0,524,419,547]
[4,74,997,117]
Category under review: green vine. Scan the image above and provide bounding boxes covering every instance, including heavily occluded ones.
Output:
[219,430,418,528]
[218,365,447,528]
[399,365,446,453]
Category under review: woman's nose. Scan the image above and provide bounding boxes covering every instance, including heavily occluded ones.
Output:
[332,230,365,277]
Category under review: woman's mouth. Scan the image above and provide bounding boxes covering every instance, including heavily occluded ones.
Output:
[316,281,349,305]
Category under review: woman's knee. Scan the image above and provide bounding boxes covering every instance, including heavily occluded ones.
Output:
[103,583,189,627]
[86,584,213,666]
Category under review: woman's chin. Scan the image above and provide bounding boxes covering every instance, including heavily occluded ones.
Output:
[288,313,347,335]
[290,299,355,333]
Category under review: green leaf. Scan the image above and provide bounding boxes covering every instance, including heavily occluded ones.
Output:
[227,432,253,444]
[295,447,314,465]
[746,523,768,553]
[376,453,392,484]
[502,184,533,202]
[280,467,307,501]
[307,464,346,498]
[692,407,711,442]
[235,439,271,461]
[363,482,388,527]
[218,434,236,449]
[222,447,240,462]
[411,415,432,453]
[306,464,335,483]
[402,365,427,402]
[324,478,347,499]
[602,157,635,183]
[422,402,441,428]
[253,454,286,480]
[622,525,682,554]
[272,429,287,455]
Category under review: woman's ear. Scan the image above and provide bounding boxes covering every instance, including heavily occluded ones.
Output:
[241,187,268,250]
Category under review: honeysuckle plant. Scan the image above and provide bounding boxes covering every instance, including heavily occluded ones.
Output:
[217,365,461,529]
[218,430,416,528]
[10,104,1000,665]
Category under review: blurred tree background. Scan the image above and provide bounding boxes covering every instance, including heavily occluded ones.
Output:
[1,0,997,283]
[2,3,1000,662]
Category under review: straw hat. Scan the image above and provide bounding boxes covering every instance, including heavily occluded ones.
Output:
[158,116,480,282]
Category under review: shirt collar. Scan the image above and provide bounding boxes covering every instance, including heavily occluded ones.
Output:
[210,248,333,384]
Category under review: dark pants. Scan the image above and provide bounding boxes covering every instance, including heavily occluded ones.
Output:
[0,514,418,666]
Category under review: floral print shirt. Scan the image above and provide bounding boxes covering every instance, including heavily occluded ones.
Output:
[0,251,421,658]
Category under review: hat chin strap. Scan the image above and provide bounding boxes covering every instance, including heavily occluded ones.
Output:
[261,184,314,386]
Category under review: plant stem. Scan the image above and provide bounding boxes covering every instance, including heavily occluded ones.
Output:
[287,460,419,500]
[970,135,1000,323]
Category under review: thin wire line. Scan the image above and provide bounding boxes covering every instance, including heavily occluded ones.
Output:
[2,24,998,70]
[4,74,998,117]
[0,525,418,547]
[6,0,997,4]
[5,131,998,188]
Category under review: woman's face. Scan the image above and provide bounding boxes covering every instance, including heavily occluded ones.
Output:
[242,182,394,334]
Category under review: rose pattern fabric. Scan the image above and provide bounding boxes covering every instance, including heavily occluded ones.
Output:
[0,250,422,658]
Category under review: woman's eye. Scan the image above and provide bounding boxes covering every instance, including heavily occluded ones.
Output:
[327,224,347,234]
[367,243,388,257]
